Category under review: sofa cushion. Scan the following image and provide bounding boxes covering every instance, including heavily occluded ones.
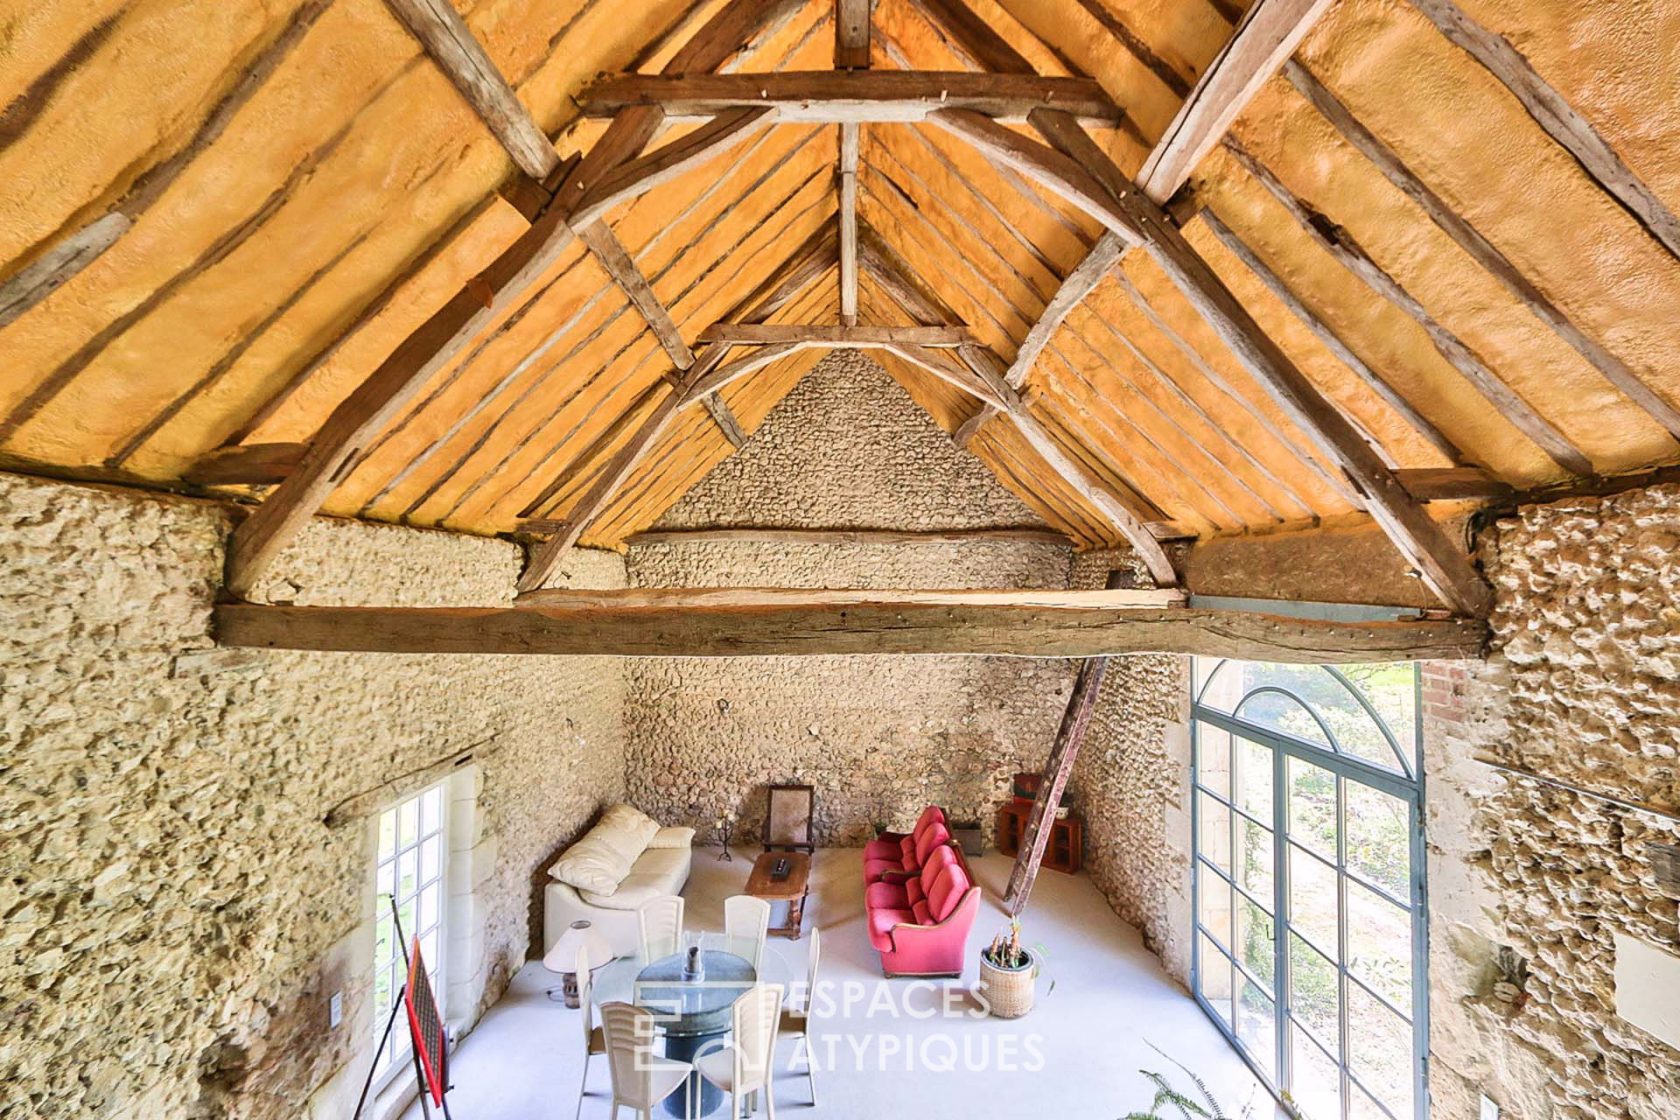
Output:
[645,826,694,850]
[914,805,945,834]
[865,881,909,910]
[899,835,916,863]
[578,847,688,910]
[928,865,969,923]
[864,837,901,861]
[919,846,956,890]
[913,823,951,866]
[911,900,933,925]
[548,803,662,893]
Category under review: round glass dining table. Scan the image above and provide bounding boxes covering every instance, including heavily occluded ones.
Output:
[592,935,792,1117]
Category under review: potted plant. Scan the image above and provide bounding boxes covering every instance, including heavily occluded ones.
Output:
[979,918,1041,1018]
[1122,1043,1254,1120]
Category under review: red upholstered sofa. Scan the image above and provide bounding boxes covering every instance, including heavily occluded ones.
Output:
[862,809,981,977]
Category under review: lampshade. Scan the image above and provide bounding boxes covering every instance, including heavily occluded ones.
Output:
[542,919,614,974]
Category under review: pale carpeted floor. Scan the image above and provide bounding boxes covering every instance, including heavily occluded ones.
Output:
[401,847,1273,1120]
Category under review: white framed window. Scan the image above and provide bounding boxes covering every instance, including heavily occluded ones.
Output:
[371,781,449,1090]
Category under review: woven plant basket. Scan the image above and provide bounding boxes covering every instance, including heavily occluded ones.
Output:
[979,949,1037,1018]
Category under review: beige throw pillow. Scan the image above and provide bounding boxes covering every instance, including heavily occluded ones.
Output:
[547,803,662,894]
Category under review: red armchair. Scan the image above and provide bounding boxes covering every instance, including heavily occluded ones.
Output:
[863,806,949,884]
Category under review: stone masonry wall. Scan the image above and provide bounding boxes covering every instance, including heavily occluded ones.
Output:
[0,474,627,1120]
[1425,485,1680,1120]
[622,351,1079,845]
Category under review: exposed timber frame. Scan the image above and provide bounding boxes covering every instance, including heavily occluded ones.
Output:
[223,0,802,599]
[214,599,1488,661]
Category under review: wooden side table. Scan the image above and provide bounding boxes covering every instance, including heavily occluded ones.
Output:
[745,851,811,938]
[995,802,1083,874]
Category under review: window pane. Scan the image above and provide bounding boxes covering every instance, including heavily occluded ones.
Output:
[1236,689,1335,751]
[375,917,393,968]
[419,882,440,933]
[1347,881,1412,1008]
[1198,935,1235,1028]
[1288,844,1340,961]
[1289,1022,1342,1120]
[399,800,419,847]
[1335,664,1418,769]
[1289,932,1340,1051]
[1345,783,1411,900]
[1235,738,1274,821]
[420,835,442,884]
[379,810,397,858]
[420,929,440,976]
[1350,1079,1399,1120]
[398,849,418,900]
[1287,756,1338,861]
[1199,869,1233,953]
[1236,974,1277,1083]
[1236,895,1275,994]
[1348,981,1414,1118]
[1198,723,1232,800]
[1235,815,1274,906]
[376,859,394,900]
[1198,795,1232,876]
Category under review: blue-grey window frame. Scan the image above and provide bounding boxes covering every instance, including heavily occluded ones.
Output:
[1190,660,1429,1120]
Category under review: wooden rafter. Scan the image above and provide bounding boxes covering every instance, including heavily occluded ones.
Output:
[835,0,872,69]
[215,600,1487,661]
[570,108,775,227]
[1284,60,1680,443]
[1137,0,1335,204]
[928,106,1494,615]
[839,123,861,325]
[1405,0,1680,263]
[224,0,801,599]
[381,0,563,182]
[1222,138,1593,477]
[579,71,1123,124]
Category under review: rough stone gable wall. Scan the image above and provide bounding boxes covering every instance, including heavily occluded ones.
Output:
[0,474,627,1120]
[625,351,1076,844]
[1427,486,1680,1120]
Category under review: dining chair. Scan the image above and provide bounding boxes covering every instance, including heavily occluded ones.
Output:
[695,984,784,1120]
[601,1001,694,1120]
[575,944,609,1120]
[638,895,685,963]
[777,926,821,1105]
[723,895,771,971]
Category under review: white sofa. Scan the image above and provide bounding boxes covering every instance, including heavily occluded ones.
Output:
[543,803,693,957]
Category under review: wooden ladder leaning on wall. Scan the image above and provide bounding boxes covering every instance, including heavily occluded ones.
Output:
[1002,569,1129,915]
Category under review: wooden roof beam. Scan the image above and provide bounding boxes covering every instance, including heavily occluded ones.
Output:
[382,0,563,182]
[835,0,872,69]
[579,72,1123,124]
[215,600,1486,661]
[698,323,973,346]
[570,107,774,228]
[839,123,861,325]
[1138,0,1335,204]
[929,106,1494,616]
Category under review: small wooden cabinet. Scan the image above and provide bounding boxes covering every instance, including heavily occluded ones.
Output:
[995,802,1083,874]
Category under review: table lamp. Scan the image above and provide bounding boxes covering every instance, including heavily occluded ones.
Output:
[542,919,615,1008]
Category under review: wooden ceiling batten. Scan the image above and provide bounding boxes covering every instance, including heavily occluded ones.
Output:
[1403,0,1680,265]
[1222,137,1594,478]
[575,222,696,370]
[1282,60,1680,445]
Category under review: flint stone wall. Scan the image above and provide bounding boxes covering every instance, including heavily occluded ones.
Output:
[0,474,627,1120]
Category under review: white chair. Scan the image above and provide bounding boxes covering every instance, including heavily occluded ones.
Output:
[575,944,609,1120]
[777,926,821,1105]
[723,894,771,971]
[601,1001,694,1120]
[696,984,783,1120]
[638,895,685,962]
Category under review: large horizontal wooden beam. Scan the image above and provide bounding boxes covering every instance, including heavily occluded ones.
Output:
[579,71,1124,124]
[620,526,1073,547]
[214,601,1486,661]
[699,323,972,346]
[514,586,1187,608]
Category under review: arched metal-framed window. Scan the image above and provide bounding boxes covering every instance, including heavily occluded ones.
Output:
[1191,659,1427,1120]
